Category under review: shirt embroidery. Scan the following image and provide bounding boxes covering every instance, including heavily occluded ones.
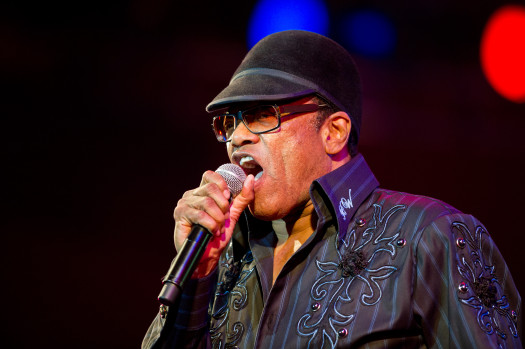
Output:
[453,222,518,348]
[338,189,353,220]
[210,251,255,349]
[297,204,406,348]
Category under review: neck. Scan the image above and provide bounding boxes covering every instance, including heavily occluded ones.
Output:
[279,200,317,240]
[272,201,317,246]
[271,201,317,284]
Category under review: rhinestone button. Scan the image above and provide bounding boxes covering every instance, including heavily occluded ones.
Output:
[338,328,348,338]
[458,282,469,293]
[456,238,466,249]
[396,238,406,247]
[356,218,366,227]
[311,302,321,311]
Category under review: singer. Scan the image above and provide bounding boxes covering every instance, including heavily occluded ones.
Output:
[143,30,521,348]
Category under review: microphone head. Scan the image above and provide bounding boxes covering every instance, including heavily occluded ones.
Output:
[216,163,246,197]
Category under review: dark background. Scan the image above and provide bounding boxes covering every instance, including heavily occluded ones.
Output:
[2,1,524,347]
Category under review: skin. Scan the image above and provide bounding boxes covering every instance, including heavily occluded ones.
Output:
[173,96,353,280]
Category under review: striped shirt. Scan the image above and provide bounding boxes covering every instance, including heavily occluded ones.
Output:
[143,154,522,348]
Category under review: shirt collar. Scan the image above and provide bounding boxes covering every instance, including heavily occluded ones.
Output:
[310,153,379,238]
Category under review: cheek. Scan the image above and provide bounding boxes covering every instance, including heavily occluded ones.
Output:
[280,132,321,182]
[266,134,299,174]
[264,119,324,184]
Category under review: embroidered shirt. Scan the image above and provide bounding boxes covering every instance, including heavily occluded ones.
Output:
[143,154,522,348]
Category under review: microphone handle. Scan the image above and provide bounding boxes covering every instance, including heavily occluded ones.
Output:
[157,224,212,306]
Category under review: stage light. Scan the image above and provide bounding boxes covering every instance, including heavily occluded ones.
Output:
[247,0,329,48]
[481,5,525,103]
[339,10,396,57]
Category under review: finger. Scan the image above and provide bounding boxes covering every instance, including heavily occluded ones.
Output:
[228,174,255,225]
[191,182,230,214]
[200,170,230,199]
[185,196,228,234]
[174,205,222,236]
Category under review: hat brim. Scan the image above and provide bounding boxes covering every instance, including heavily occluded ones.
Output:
[206,71,316,112]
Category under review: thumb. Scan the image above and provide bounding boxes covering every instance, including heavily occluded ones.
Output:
[227,174,255,228]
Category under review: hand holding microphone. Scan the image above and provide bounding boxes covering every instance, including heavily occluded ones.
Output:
[158,164,253,306]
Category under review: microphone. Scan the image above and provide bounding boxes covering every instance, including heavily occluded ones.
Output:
[157,164,246,306]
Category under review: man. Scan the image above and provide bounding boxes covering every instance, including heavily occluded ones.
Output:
[143,30,521,348]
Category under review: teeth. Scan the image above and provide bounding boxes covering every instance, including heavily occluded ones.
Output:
[239,156,256,168]
[239,156,263,180]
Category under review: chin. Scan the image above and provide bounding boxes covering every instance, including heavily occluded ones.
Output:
[247,201,286,222]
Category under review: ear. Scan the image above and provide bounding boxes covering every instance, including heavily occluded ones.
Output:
[320,111,352,157]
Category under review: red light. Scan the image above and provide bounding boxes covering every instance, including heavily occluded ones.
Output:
[481,5,525,103]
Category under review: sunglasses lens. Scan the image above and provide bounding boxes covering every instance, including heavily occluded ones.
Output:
[213,115,235,142]
[242,105,279,133]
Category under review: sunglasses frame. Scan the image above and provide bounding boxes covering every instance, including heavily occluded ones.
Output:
[211,103,327,142]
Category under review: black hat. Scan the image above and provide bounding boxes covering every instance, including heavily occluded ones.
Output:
[206,30,362,141]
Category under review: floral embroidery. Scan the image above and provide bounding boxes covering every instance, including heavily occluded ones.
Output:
[339,250,367,278]
[217,260,242,294]
[225,322,244,349]
[297,204,406,348]
[453,222,518,348]
[210,250,254,349]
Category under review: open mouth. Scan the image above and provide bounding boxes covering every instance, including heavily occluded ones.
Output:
[239,156,264,181]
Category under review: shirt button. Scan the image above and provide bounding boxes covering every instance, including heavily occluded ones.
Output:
[396,238,406,247]
[458,282,469,293]
[356,218,366,227]
[311,302,321,311]
[338,328,348,338]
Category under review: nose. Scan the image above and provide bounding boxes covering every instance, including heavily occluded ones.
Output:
[231,120,260,146]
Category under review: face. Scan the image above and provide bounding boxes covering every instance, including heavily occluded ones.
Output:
[226,97,332,221]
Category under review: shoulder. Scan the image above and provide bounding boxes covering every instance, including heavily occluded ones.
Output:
[368,188,495,255]
[360,188,463,238]
[372,188,461,216]
[360,188,509,274]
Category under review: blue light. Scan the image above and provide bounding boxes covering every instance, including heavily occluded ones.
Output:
[247,0,329,48]
[340,10,396,57]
